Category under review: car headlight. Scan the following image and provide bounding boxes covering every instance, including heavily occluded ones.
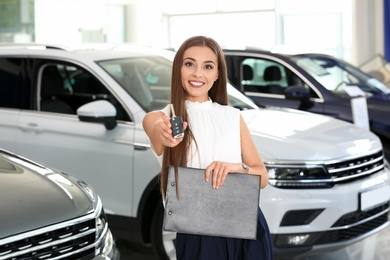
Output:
[101,228,115,257]
[96,209,108,239]
[266,164,333,188]
[95,205,116,258]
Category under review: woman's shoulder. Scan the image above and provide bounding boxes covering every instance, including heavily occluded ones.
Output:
[211,103,241,123]
[212,102,240,115]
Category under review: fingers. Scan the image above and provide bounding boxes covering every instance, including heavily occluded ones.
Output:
[182,121,188,131]
[205,162,231,189]
[159,115,186,147]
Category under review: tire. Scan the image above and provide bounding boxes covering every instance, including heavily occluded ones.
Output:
[150,202,177,260]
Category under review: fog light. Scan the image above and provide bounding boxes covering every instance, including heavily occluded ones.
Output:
[275,233,318,247]
[288,234,310,245]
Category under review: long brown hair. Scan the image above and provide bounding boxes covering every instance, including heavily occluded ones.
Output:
[160,36,229,198]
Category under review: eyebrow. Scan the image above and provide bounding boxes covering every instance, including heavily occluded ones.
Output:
[183,57,216,64]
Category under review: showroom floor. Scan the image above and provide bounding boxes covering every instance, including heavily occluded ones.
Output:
[117,223,390,260]
[296,225,390,260]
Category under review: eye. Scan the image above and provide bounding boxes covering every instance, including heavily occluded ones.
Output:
[204,64,214,70]
[184,61,194,67]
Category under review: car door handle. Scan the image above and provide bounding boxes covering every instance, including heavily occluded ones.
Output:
[113,139,150,150]
[134,144,149,151]
[19,123,44,133]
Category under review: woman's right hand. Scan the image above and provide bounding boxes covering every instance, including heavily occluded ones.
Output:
[143,111,187,155]
[155,114,187,148]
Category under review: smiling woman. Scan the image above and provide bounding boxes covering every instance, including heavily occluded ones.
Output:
[143,35,273,260]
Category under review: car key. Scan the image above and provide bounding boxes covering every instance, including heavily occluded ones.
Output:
[170,104,184,138]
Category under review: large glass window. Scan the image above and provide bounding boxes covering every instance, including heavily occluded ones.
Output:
[163,0,276,49]
[163,0,352,61]
[281,13,343,58]
[162,0,274,14]
[168,12,275,49]
[275,0,352,60]
[0,0,35,42]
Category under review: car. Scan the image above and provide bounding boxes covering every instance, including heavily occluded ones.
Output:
[223,47,390,160]
[0,44,389,259]
[0,148,120,260]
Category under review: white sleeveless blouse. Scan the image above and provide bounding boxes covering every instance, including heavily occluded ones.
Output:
[156,99,242,168]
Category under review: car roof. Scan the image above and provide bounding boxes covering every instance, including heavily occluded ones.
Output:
[222,46,270,54]
[222,46,295,59]
[0,43,176,62]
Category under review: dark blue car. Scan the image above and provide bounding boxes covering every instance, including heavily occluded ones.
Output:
[224,48,390,159]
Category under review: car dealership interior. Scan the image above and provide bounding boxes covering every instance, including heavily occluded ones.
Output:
[1,1,390,260]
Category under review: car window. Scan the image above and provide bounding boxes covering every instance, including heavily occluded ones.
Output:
[291,55,390,96]
[240,58,317,97]
[0,58,30,109]
[98,56,172,112]
[38,62,130,121]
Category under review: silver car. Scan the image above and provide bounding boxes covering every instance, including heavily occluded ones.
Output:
[0,149,120,260]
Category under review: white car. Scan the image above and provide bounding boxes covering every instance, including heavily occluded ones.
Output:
[0,44,389,259]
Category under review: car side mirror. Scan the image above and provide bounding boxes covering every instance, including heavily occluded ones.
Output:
[77,100,117,130]
[285,85,311,101]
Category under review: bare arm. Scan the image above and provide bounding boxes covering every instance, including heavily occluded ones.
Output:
[239,115,269,188]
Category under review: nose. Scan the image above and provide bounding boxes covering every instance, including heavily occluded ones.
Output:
[192,66,202,78]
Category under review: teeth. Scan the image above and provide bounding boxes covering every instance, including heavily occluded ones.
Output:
[190,81,203,86]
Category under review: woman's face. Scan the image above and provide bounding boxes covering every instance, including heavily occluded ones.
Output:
[181,46,219,102]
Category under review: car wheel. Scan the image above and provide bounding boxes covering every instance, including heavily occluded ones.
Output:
[151,202,177,260]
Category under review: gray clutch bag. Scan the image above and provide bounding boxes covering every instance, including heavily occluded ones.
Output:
[163,166,261,240]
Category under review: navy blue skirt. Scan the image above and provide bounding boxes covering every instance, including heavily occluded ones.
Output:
[175,208,273,260]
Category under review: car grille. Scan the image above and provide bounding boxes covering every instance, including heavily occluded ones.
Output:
[315,202,389,244]
[326,150,384,183]
[0,217,96,260]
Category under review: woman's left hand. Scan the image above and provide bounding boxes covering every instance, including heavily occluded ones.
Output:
[204,161,240,189]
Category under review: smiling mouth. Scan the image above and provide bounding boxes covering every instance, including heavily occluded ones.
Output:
[189,80,204,87]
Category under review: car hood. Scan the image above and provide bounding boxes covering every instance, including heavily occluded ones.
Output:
[242,107,382,162]
[0,153,96,238]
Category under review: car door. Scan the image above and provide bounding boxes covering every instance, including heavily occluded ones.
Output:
[0,57,29,152]
[15,59,136,217]
[225,54,326,114]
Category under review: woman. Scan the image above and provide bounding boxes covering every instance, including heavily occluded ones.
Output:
[143,35,273,260]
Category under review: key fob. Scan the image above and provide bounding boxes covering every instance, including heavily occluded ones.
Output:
[170,116,184,138]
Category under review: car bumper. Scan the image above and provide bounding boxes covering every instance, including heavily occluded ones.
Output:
[261,168,390,257]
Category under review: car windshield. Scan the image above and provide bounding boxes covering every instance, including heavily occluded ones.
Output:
[291,55,390,96]
[98,56,259,112]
